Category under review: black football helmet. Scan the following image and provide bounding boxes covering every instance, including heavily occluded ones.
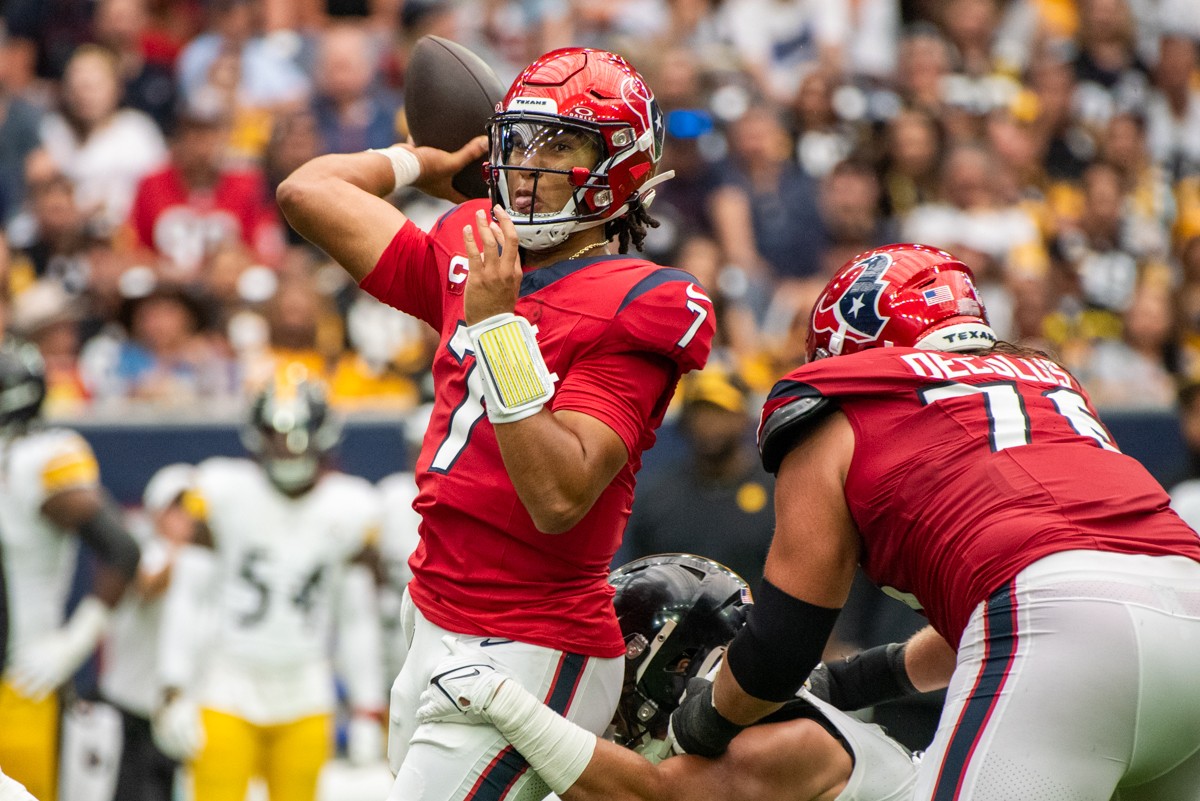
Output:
[241,378,341,494]
[0,339,47,431]
[608,554,752,756]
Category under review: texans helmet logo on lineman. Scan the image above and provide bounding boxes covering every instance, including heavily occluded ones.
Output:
[813,252,893,355]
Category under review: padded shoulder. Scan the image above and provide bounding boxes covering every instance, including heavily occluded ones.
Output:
[757,380,837,474]
[610,265,715,372]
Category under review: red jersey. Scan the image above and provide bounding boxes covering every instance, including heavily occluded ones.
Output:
[360,200,714,656]
[129,165,285,274]
[759,347,1200,645]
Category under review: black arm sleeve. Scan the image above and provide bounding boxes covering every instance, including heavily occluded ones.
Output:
[724,578,841,702]
[807,642,920,711]
[76,504,141,581]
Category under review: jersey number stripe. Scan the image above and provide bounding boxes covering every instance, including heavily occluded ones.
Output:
[430,322,487,473]
[918,381,1118,453]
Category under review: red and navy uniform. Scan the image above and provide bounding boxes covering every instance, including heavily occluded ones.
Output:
[360,199,714,658]
[758,346,1200,645]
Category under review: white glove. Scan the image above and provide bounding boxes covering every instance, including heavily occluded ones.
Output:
[152,694,205,761]
[416,636,509,725]
[0,766,37,801]
[346,713,385,766]
[8,597,110,700]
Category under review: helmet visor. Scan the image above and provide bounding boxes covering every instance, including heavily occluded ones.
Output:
[490,116,607,224]
[494,118,605,174]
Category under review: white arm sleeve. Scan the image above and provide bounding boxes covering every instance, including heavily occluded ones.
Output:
[336,563,386,713]
[483,679,597,796]
[157,545,219,693]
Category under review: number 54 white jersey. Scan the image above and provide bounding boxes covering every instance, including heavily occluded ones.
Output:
[185,457,382,723]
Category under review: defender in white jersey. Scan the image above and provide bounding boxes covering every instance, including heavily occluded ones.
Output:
[418,556,920,801]
[153,379,387,801]
[0,340,141,801]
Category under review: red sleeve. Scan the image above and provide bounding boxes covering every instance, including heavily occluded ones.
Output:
[552,349,676,455]
[129,175,157,250]
[358,219,443,330]
[611,268,715,373]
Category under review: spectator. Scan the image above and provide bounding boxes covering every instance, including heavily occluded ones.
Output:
[817,159,891,276]
[0,42,44,224]
[80,280,233,404]
[717,0,847,105]
[39,45,169,236]
[310,24,399,154]
[1051,160,1148,318]
[619,366,773,587]
[1074,277,1179,410]
[670,235,763,385]
[8,149,103,296]
[1100,110,1174,260]
[1029,46,1092,181]
[895,24,953,115]
[176,0,310,160]
[939,0,1002,76]
[710,104,825,292]
[9,279,89,415]
[902,142,1046,273]
[93,0,180,134]
[879,107,943,218]
[1071,0,1151,132]
[127,98,285,280]
[261,108,323,250]
[1146,33,1200,181]
[789,70,855,180]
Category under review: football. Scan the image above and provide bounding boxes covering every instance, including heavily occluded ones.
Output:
[406,35,505,199]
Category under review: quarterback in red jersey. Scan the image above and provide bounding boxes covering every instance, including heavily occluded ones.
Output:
[278,47,713,801]
[668,244,1200,801]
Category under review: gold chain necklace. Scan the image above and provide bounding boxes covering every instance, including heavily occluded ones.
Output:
[567,240,609,260]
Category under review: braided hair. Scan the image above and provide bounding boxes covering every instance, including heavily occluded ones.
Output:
[606,199,660,254]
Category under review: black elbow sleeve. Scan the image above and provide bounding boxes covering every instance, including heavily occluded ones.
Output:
[77,504,141,581]
[724,578,841,702]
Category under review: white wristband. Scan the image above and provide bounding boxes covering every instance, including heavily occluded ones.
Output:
[485,679,596,795]
[368,145,422,192]
[467,313,557,424]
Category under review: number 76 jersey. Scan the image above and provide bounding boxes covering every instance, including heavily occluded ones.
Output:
[360,200,714,658]
[758,347,1200,645]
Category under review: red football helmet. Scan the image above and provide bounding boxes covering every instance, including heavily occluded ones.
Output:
[486,48,668,250]
[806,243,996,361]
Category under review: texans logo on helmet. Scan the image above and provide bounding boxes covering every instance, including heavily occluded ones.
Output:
[834,252,892,342]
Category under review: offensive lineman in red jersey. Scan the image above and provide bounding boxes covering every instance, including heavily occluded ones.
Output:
[668,243,1200,801]
[277,48,714,801]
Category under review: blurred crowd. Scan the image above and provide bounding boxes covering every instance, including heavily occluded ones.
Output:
[2,0,1200,419]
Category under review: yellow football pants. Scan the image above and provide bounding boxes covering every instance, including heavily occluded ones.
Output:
[0,680,58,801]
[188,709,332,801]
